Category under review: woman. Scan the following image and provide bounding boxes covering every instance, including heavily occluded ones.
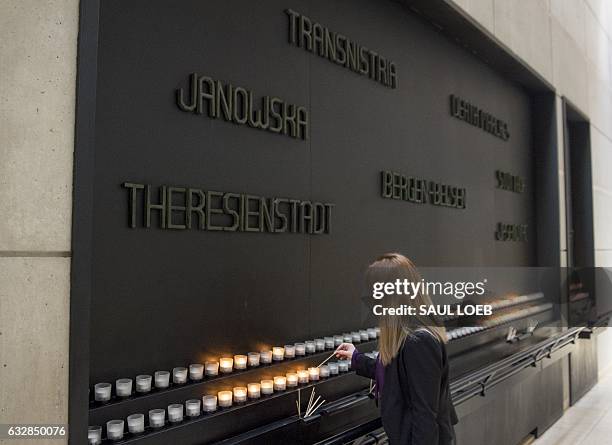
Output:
[336,253,457,445]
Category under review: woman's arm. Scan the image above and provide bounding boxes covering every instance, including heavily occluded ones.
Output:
[335,343,376,380]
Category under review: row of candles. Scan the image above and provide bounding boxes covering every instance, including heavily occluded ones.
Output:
[93,328,379,402]
[88,362,351,443]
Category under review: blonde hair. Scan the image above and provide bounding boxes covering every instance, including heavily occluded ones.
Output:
[365,253,447,366]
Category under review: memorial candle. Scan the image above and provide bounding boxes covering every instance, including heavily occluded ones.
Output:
[260,379,274,395]
[148,409,165,428]
[315,338,325,351]
[286,372,298,387]
[135,375,152,393]
[284,345,295,358]
[115,378,132,397]
[351,332,361,343]
[360,330,369,341]
[338,361,349,372]
[260,350,272,364]
[297,369,309,384]
[234,355,247,370]
[94,383,111,402]
[248,352,260,367]
[233,387,247,403]
[272,347,284,361]
[202,395,218,412]
[127,414,144,434]
[205,361,219,377]
[185,399,201,417]
[173,367,188,384]
[189,364,204,380]
[367,328,377,339]
[218,390,233,407]
[324,337,334,349]
[106,420,124,441]
[343,333,352,343]
[168,404,184,423]
[247,383,261,399]
[308,367,320,381]
[294,343,306,356]
[219,357,233,373]
[88,426,102,445]
[154,371,170,388]
[273,376,287,391]
[320,365,330,378]
[305,341,316,354]
[334,335,343,346]
[328,362,339,375]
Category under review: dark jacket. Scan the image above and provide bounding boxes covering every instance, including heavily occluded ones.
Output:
[352,330,457,445]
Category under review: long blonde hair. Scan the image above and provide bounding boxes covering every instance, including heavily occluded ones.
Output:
[365,253,446,366]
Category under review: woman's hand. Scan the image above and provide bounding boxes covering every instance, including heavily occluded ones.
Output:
[335,343,356,360]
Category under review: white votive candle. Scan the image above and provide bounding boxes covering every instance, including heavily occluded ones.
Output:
[115,378,132,397]
[88,426,102,445]
[343,333,352,343]
[328,362,339,375]
[189,364,204,380]
[315,339,325,351]
[324,337,334,349]
[202,395,218,412]
[94,383,111,402]
[260,350,273,364]
[173,367,188,384]
[233,387,247,403]
[248,383,261,399]
[351,332,361,343]
[127,413,144,434]
[272,347,284,361]
[338,361,349,372]
[286,372,298,387]
[234,355,247,370]
[297,369,309,384]
[334,335,343,346]
[106,420,124,441]
[274,376,287,391]
[360,330,369,341]
[135,375,152,393]
[294,343,306,356]
[308,367,320,381]
[248,352,260,367]
[367,328,377,339]
[320,365,330,378]
[205,361,219,376]
[185,399,201,417]
[168,404,184,423]
[261,379,274,395]
[148,409,165,428]
[219,357,233,373]
[218,390,233,407]
[154,371,170,388]
[305,341,316,354]
[284,345,295,358]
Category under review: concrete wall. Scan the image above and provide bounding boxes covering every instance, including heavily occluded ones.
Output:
[0,0,79,443]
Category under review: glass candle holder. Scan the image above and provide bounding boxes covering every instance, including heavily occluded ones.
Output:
[234,355,247,370]
[154,371,170,389]
[308,367,320,381]
[338,361,349,372]
[202,395,218,413]
[343,333,352,343]
[173,367,188,384]
[320,365,330,378]
[315,339,325,351]
[305,341,316,354]
[260,350,272,364]
[115,378,132,397]
[328,362,339,375]
[205,361,219,377]
[297,369,309,384]
[219,357,233,373]
[334,335,343,346]
[360,330,369,341]
[189,364,204,381]
[273,376,287,391]
[272,347,284,361]
[294,343,306,356]
[148,409,165,428]
[218,390,233,407]
[248,383,261,399]
[94,383,111,402]
[260,379,274,395]
[127,414,144,434]
[367,328,377,339]
[247,352,260,367]
[324,337,334,349]
[168,403,184,423]
[135,375,152,393]
[186,399,201,417]
[233,387,247,403]
[351,332,361,343]
[284,345,295,358]
[375,327,381,336]
[106,420,124,441]
[286,372,298,387]
[87,426,102,445]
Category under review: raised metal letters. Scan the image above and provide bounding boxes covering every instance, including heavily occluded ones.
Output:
[495,170,524,193]
[450,94,510,141]
[380,171,466,209]
[495,222,527,242]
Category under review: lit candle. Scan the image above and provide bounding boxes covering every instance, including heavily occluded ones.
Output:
[189,364,204,381]
[343,333,352,343]
[272,347,285,361]
[351,332,361,343]
[135,375,152,393]
[338,361,349,372]
[202,395,218,413]
[274,376,287,391]
[127,414,144,434]
[185,399,201,417]
[168,404,184,423]
[305,341,316,354]
[248,352,260,367]
[324,337,334,349]
[88,426,102,445]
[261,379,274,395]
[286,372,298,387]
[308,367,320,381]
[248,383,261,399]
[148,409,165,428]
[260,350,272,364]
[115,378,132,397]
[234,355,247,370]
[315,339,325,351]
[334,335,343,346]
[218,390,233,407]
[219,357,234,373]
[360,330,369,341]
[367,328,377,339]
[205,361,219,377]
[233,387,247,403]
[328,362,339,375]
[106,420,124,441]
[294,343,306,356]
[94,383,111,402]
[154,371,170,388]
[173,367,188,384]
[320,365,330,378]
[297,369,309,384]
[284,345,295,358]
